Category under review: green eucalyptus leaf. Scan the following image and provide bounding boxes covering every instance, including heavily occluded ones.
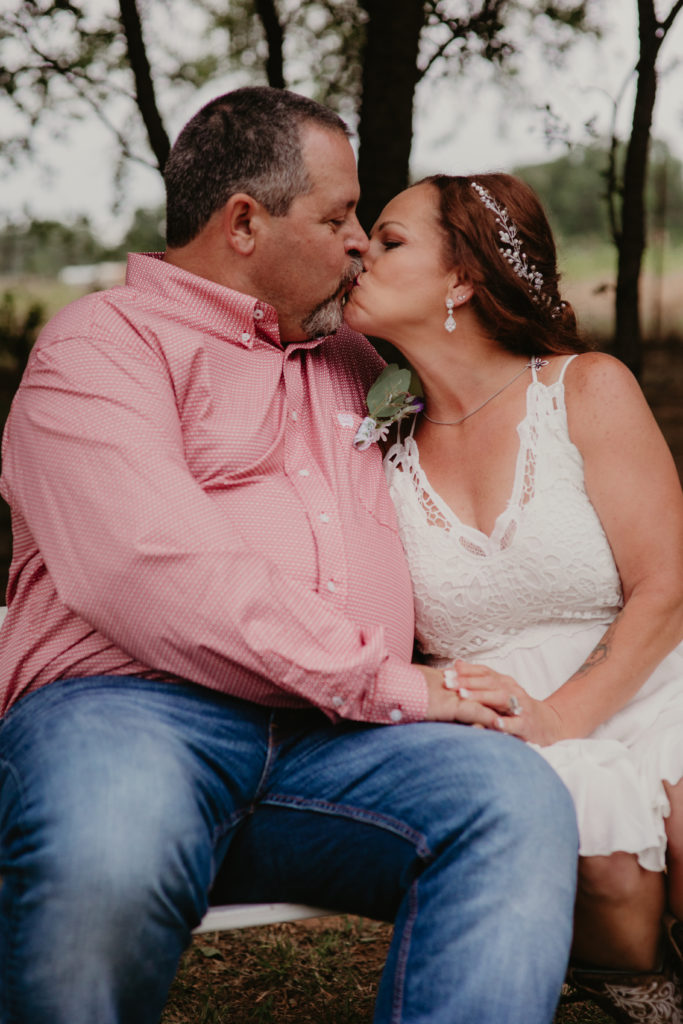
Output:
[366,364,411,418]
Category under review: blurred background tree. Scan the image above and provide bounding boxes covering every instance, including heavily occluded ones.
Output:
[1,0,682,370]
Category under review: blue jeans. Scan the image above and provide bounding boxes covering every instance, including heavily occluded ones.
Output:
[0,676,578,1023]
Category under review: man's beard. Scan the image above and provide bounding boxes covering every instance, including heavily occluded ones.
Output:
[302,257,364,339]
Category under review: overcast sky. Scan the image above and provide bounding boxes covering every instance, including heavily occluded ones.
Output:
[2,0,682,243]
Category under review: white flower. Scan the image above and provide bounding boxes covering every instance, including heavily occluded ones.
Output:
[353,416,383,450]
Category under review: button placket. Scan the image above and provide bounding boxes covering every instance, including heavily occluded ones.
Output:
[282,349,347,604]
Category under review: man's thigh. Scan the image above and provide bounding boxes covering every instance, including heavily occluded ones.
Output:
[0,677,272,921]
[214,715,574,918]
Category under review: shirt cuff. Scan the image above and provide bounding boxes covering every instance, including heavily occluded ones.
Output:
[355,655,429,724]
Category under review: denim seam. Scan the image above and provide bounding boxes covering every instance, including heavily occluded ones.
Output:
[392,879,419,1024]
[0,756,29,1024]
[209,714,280,870]
[261,793,433,859]
[252,714,281,804]
[210,807,253,844]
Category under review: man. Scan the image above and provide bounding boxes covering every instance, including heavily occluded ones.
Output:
[0,87,577,1023]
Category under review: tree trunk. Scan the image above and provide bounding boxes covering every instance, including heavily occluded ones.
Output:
[255,0,286,88]
[355,0,426,230]
[118,0,170,172]
[614,0,660,377]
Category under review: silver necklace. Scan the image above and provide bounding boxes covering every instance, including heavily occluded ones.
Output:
[423,357,546,426]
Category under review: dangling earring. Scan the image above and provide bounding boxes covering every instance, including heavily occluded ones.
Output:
[444,298,456,333]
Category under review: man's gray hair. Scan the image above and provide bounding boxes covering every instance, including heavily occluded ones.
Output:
[164,87,350,248]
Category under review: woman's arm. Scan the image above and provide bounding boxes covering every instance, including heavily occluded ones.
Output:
[454,351,683,745]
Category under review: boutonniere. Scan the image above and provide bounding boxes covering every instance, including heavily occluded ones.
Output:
[353,364,423,450]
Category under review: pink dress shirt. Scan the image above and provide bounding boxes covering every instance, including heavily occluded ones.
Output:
[0,254,428,722]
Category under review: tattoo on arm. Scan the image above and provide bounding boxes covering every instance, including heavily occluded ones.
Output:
[572,618,619,679]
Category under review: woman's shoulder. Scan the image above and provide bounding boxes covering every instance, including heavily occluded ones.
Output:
[560,350,638,390]
[560,351,656,447]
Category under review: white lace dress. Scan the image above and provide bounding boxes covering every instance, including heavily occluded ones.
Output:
[385,355,683,871]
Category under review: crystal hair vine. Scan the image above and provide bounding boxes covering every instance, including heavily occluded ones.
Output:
[470,182,563,319]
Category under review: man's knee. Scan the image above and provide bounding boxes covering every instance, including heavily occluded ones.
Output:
[416,726,578,849]
[0,696,214,936]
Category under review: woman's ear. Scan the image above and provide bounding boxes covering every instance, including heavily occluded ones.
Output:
[221,193,262,256]
[448,276,474,307]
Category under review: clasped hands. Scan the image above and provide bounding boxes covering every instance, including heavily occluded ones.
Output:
[419,660,563,746]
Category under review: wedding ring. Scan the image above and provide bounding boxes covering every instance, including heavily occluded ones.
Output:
[507,695,522,717]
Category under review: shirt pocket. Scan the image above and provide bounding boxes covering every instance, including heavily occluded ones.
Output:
[334,411,399,533]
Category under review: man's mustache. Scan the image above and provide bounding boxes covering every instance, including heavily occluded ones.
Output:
[340,256,364,291]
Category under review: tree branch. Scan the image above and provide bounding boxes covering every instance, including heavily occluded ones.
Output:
[661,0,683,34]
[254,0,285,89]
[118,0,170,172]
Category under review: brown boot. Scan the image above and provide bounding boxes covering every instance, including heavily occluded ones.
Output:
[566,953,683,1024]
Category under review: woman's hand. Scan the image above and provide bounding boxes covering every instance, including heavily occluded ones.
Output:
[449,660,565,746]
[417,665,507,730]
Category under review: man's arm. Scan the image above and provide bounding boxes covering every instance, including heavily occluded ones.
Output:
[2,332,427,724]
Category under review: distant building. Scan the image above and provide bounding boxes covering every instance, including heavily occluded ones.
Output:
[58,262,126,288]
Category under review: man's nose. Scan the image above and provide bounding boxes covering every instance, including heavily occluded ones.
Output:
[345,215,369,255]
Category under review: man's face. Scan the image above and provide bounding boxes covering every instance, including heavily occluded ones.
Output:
[253,126,369,342]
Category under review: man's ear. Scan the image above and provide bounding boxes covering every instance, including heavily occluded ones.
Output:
[222,193,263,256]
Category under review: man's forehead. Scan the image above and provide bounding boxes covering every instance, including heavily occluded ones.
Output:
[298,127,360,204]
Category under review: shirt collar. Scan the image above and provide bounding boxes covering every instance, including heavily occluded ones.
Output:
[125,252,284,350]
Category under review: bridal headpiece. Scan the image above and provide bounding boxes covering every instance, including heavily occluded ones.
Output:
[470,182,564,319]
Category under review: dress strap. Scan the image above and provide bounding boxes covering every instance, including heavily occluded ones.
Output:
[390,411,418,448]
[558,353,579,383]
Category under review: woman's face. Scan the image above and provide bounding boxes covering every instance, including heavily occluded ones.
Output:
[344,183,454,345]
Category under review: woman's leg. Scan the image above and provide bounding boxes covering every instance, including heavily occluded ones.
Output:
[664,778,683,919]
[573,853,666,970]
[568,854,683,1024]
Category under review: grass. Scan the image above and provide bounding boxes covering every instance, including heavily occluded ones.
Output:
[160,917,613,1023]
[0,276,88,322]
[161,917,390,1024]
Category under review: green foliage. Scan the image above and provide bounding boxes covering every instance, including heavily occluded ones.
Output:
[0,204,165,275]
[0,0,602,200]
[515,140,683,243]
[0,216,109,276]
[0,291,44,373]
[113,204,166,255]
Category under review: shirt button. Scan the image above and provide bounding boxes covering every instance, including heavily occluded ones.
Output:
[332,695,344,708]
[319,512,330,523]
[326,580,336,593]
[389,709,403,723]
[240,331,251,342]
[291,410,298,421]
[253,308,265,320]
[298,468,310,477]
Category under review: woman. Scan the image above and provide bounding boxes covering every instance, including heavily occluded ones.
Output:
[344,172,683,1023]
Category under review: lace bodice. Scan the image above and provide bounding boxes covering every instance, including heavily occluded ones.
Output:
[384,357,623,664]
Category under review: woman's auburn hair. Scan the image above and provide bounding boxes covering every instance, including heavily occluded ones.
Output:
[420,172,590,357]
